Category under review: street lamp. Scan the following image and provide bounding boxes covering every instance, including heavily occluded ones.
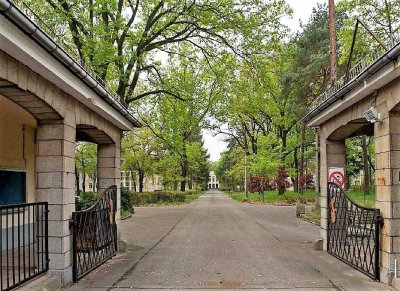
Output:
[244,149,249,198]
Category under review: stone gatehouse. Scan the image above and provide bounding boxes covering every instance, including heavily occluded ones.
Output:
[0,0,139,288]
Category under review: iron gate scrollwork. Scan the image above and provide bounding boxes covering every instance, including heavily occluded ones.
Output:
[327,182,382,280]
[71,185,117,282]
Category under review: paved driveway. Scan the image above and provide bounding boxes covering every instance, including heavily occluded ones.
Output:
[68,190,391,290]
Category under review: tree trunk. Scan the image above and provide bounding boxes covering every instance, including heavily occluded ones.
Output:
[139,170,144,193]
[362,135,370,195]
[130,170,137,192]
[75,166,80,194]
[82,174,86,193]
[188,174,193,190]
[293,146,299,193]
[93,174,97,192]
[180,158,188,192]
[260,191,265,203]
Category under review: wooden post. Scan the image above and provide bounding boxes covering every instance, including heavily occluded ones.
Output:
[328,0,337,84]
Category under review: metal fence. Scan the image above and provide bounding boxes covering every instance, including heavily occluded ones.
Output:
[0,202,49,291]
[71,186,117,282]
[310,30,400,111]
[327,182,381,280]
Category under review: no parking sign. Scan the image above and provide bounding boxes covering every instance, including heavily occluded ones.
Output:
[328,167,345,187]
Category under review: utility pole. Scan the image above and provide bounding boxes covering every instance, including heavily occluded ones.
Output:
[328,0,337,84]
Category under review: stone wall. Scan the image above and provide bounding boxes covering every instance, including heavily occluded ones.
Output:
[318,78,400,284]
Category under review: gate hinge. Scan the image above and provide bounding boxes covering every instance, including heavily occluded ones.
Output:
[69,219,77,229]
[376,215,384,225]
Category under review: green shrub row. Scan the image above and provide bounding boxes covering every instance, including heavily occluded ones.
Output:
[132,191,186,205]
[75,189,190,213]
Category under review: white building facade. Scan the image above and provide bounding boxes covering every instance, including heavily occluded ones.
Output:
[208,171,219,189]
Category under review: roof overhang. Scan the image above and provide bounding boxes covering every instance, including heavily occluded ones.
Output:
[307,58,400,127]
[0,1,140,130]
[304,43,400,127]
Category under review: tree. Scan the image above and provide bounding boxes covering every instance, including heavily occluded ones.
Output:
[24,0,290,103]
[137,51,226,192]
[75,142,97,193]
[248,176,272,203]
[122,129,159,192]
[187,142,210,191]
[213,4,340,196]
[337,0,400,69]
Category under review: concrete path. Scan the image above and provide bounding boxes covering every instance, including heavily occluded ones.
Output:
[68,190,392,290]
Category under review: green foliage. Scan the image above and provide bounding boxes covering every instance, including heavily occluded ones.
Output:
[337,0,400,66]
[121,187,134,213]
[75,142,97,178]
[345,136,375,184]
[132,191,186,205]
[22,0,290,103]
[75,191,98,211]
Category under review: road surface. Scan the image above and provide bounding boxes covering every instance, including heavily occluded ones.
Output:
[69,190,391,290]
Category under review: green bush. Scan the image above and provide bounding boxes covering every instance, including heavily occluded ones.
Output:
[132,191,186,205]
[75,191,97,211]
[121,187,134,213]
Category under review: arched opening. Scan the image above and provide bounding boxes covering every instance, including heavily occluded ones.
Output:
[75,125,118,207]
[327,119,375,206]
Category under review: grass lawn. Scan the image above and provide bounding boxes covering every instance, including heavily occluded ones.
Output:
[302,189,376,226]
[227,188,376,208]
[121,209,133,219]
[227,190,315,205]
[346,189,376,208]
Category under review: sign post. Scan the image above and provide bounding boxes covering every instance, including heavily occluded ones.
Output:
[328,167,345,187]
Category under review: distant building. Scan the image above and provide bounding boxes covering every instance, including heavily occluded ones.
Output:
[208,171,219,189]
[75,173,97,192]
[121,170,163,192]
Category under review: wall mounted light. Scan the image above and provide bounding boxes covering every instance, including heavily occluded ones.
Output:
[363,107,381,123]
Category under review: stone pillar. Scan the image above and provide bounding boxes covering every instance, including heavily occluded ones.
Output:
[319,135,346,251]
[97,140,121,237]
[375,112,400,284]
[35,121,76,285]
[315,129,320,208]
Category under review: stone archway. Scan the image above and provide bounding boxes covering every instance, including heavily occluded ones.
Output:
[0,49,124,284]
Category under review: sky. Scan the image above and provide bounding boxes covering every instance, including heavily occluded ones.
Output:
[203,0,326,162]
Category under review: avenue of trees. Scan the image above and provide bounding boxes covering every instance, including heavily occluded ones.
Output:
[28,0,399,194]
[214,0,400,196]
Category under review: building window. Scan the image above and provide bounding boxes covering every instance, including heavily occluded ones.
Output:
[89,182,93,189]
[0,169,26,205]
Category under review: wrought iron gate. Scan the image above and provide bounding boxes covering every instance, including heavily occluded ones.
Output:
[327,182,382,279]
[71,186,117,282]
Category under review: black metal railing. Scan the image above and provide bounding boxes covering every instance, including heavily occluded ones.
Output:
[71,186,117,282]
[327,182,382,280]
[309,30,400,112]
[0,202,49,291]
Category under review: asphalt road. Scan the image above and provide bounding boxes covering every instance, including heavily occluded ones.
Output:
[69,190,391,290]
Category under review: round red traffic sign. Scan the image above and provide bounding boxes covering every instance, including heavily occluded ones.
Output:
[329,171,345,187]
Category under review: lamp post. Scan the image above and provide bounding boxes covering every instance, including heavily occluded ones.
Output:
[244,149,249,198]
